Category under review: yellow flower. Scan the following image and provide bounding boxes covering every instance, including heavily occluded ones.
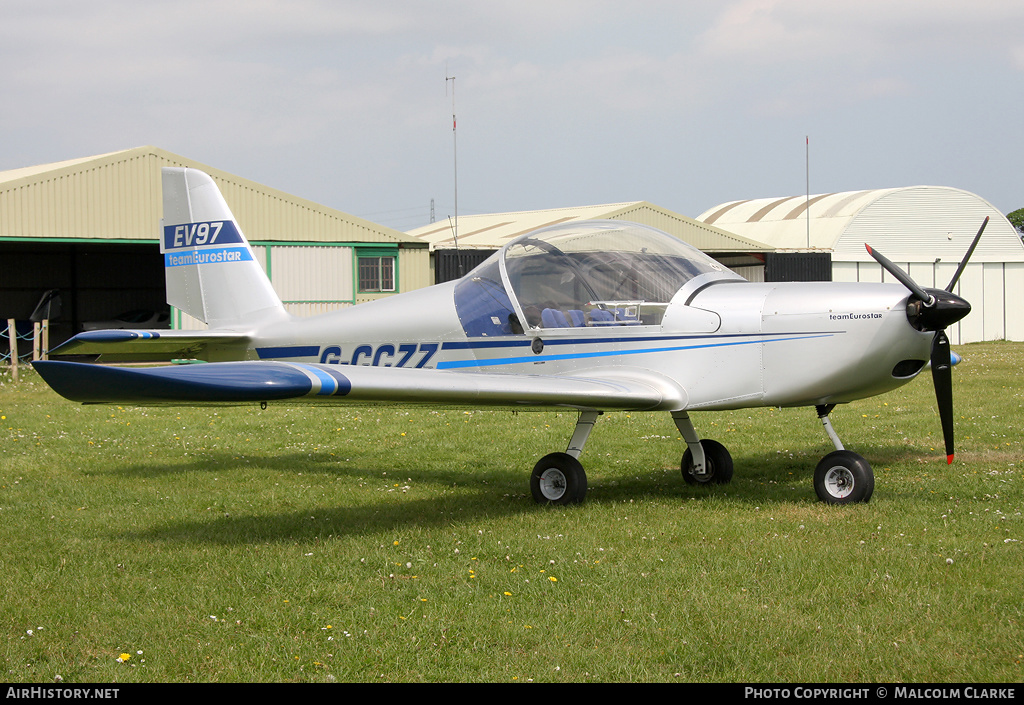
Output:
[549,577,557,582]
[118,653,131,662]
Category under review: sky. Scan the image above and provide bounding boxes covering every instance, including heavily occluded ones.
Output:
[2,0,1022,231]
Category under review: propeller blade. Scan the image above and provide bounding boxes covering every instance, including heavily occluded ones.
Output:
[931,330,955,464]
[945,216,989,292]
[866,220,986,465]
[864,243,935,306]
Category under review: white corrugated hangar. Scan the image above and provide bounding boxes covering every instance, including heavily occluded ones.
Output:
[407,201,774,283]
[696,186,1024,344]
[0,146,429,347]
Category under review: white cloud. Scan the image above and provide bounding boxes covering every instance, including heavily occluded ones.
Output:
[1,0,1021,216]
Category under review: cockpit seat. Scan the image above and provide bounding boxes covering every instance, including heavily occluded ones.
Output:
[541,308,571,328]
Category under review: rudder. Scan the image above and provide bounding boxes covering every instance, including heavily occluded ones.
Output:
[161,167,285,327]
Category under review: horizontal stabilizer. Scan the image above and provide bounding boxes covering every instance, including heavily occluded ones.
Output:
[34,360,686,411]
[50,329,251,362]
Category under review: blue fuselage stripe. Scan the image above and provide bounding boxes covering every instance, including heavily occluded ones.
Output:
[436,334,834,370]
[257,346,321,359]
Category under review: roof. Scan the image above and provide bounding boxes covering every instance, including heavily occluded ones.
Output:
[407,201,772,253]
[696,186,1024,262]
[0,146,421,246]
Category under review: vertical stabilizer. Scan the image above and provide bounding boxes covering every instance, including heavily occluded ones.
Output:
[161,168,285,327]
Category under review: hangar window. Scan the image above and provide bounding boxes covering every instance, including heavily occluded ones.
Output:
[357,253,396,293]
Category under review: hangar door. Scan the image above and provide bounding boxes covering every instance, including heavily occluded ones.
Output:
[0,241,165,348]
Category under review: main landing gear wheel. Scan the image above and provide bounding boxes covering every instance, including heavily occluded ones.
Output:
[813,450,874,504]
[530,452,587,505]
[681,439,734,485]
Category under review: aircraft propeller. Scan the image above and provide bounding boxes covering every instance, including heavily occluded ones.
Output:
[865,217,989,464]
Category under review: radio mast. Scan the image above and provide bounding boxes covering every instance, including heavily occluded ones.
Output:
[446,70,463,276]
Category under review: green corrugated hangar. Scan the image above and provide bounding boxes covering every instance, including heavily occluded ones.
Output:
[7,146,1018,354]
[0,146,429,348]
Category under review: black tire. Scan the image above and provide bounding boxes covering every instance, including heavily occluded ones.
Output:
[681,439,734,485]
[530,452,587,505]
[813,450,874,504]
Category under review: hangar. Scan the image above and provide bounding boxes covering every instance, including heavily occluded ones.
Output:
[407,201,773,283]
[696,186,1024,344]
[0,146,429,350]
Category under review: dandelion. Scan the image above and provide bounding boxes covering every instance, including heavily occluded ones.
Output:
[117,653,131,663]
[549,577,558,583]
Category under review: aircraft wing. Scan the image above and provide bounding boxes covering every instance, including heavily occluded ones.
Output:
[32,360,686,411]
[49,330,251,362]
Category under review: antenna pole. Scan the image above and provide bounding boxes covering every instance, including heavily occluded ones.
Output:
[806,136,810,250]
[805,136,810,249]
[446,71,463,276]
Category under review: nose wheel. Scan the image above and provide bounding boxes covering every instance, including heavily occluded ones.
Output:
[813,405,874,504]
[813,450,874,504]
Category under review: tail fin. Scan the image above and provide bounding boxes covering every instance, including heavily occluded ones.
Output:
[161,167,285,327]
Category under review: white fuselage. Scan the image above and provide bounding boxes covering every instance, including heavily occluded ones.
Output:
[233,278,932,413]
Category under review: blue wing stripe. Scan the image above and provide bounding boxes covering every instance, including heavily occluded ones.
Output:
[291,363,353,396]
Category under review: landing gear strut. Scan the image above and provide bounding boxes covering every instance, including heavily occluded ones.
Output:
[528,406,875,505]
[813,405,874,504]
[673,411,734,485]
[529,410,599,505]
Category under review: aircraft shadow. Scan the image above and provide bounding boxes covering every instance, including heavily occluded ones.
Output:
[104,450,543,545]
[105,444,928,546]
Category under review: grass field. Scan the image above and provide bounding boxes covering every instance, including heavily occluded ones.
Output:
[1,341,1021,683]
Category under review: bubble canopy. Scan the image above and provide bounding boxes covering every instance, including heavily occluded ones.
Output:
[453,220,741,336]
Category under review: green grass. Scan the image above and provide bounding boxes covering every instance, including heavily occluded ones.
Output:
[1,341,1022,682]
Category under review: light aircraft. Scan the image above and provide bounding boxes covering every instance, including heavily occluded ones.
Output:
[34,168,987,505]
